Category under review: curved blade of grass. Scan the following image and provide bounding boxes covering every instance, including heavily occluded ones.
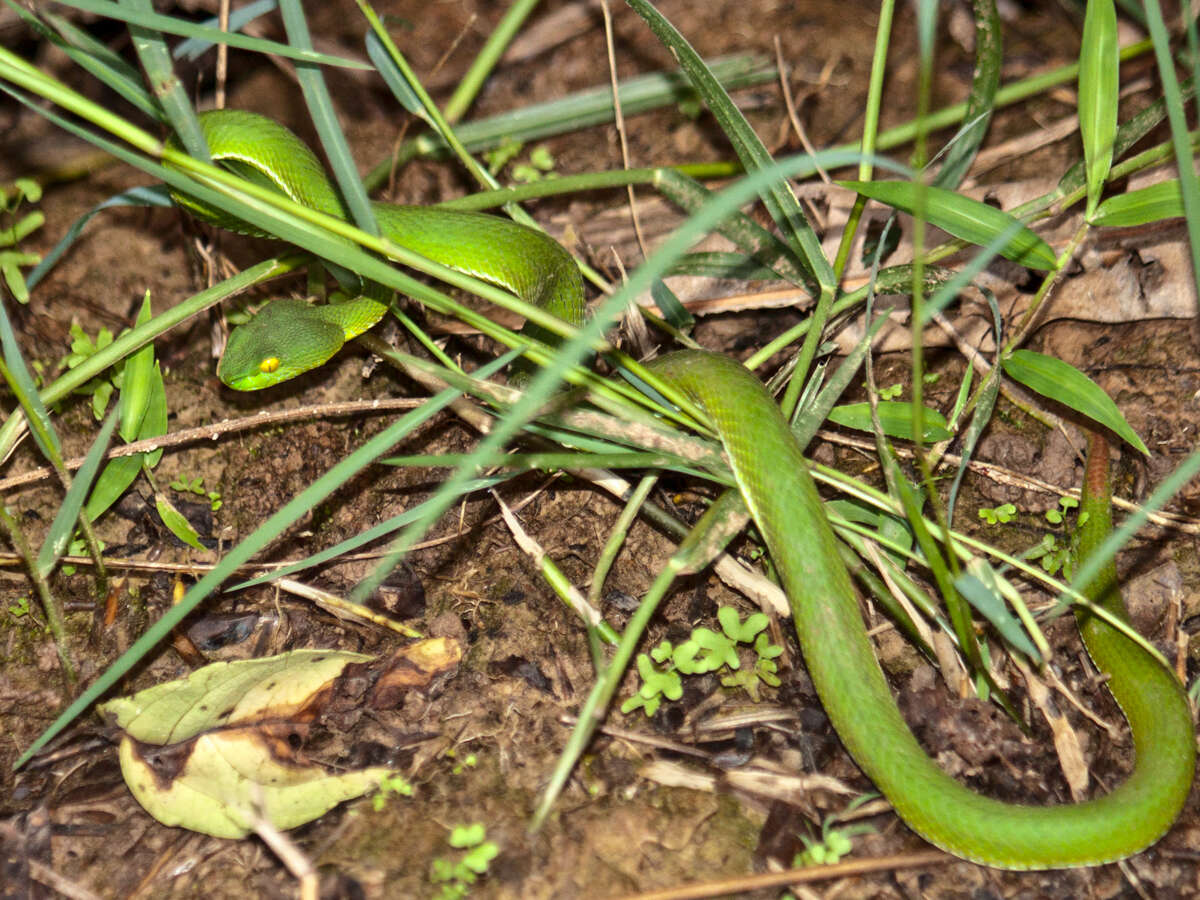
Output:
[365,54,774,183]
[174,0,278,61]
[37,408,119,578]
[665,251,783,281]
[933,0,1000,189]
[1079,0,1118,218]
[794,314,891,450]
[1143,0,1200,304]
[839,179,1057,269]
[626,0,834,291]
[26,186,173,291]
[656,168,813,290]
[55,0,370,69]
[120,0,208,160]
[12,360,500,771]
[0,296,61,462]
[230,474,512,591]
[278,0,378,235]
[918,219,1022,325]
[1002,349,1148,454]
[26,9,160,120]
[1091,178,1183,227]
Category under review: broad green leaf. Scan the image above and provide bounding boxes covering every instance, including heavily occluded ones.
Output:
[1079,0,1118,218]
[154,492,204,550]
[1091,179,1183,227]
[1002,349,1147,455]
[828,401,953,443]
[100,650,392,838]
[838,180,1057,270]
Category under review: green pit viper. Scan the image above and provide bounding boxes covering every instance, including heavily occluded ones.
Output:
[177,109,1195,869]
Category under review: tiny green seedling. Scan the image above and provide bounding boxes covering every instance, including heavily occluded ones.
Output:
[977,502,1016,525]
[445,748,479,775]
[1029,498,1088,578]
[429,823,500,900]
[511,146,556,183]
[877,382,903,400]
[622,606,784,715]
[1044,495,1079,525]
[170,475,223,512]
[0,178,44,304]
[59,322,117,419]
[793,794,879,866]
[370,772,414,811]
[60,537,102,577]
[7,595,31,618]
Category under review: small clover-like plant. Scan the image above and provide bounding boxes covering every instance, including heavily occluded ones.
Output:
[170,475,223,512]
[60,322,117,419]
[370,772,413,811]
[624,606,785,715]
[1044,495,1079,525]
[877,382,903,400]
[430,823,499,900]
[977,502,1016,525]
[1029,533,1070,578]
[1029,498,1088,578]
[793,794,879,866]
[620,649,683,716]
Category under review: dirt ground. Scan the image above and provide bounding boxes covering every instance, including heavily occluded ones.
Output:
[2,0,1200,897]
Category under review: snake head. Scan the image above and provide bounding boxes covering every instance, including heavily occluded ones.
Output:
[217,299,345,391]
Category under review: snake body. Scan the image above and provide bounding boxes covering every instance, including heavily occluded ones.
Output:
[183,110,1196,867]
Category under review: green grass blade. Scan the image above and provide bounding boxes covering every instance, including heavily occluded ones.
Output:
[119,0,208,159]
[363,54,775,185]
[1079,0,1118,218]
[278,0,378,235]
[174,0,277,61]
[54,0,371,69]
[1143,0,1200,302]
[839,179,1057,269]
[229,475,514,591]
[655,169,813,290]
[933,0,1000,189]
[29,9,161,120]
[955,568,1040,661]
[626,0,834,291]
[36,409,119,578]
[26,186,173,291]
[0,294,61,462]
[1002,349,1148,454]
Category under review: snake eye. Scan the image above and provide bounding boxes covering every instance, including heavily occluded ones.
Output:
[260,357,281,374]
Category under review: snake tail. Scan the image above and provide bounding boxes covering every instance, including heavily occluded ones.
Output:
[650,350,1195,869]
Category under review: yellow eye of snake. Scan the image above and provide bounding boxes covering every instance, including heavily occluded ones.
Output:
[260,357,280,374]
